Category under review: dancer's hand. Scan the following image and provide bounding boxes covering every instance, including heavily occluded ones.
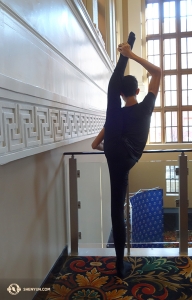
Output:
[118,43,134,59]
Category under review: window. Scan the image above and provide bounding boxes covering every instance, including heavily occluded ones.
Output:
[146,0,192,143]
[166,165,179,194]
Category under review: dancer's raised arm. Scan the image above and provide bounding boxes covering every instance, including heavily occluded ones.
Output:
[118,43,161,97]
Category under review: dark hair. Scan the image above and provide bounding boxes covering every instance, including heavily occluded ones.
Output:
[121,75,138,97]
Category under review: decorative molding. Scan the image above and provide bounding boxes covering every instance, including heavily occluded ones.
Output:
[0,100,105,165]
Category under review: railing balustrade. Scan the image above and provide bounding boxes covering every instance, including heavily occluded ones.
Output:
[64,149,192,256]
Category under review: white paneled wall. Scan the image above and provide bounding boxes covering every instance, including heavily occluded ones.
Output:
[0,0,113,164]
[0,0,113,294]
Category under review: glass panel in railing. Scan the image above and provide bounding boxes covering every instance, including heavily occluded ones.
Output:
[75,151,192,251]
[129,157,180,249]
[77,161,111,249]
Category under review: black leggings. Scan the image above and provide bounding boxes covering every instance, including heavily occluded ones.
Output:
[105,147,136,263]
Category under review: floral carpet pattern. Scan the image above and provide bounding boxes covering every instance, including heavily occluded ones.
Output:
[35,256,192,300]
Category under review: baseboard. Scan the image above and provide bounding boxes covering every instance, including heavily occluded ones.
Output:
[32,245,68,300]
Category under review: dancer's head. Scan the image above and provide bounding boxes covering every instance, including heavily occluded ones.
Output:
[121,75,139,97]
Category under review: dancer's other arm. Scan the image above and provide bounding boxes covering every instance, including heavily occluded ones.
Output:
[118,43,161,97]
[91,127,104,151]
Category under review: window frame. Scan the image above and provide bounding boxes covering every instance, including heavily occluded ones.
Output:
[165,165,179,195]
[145,0,192,144]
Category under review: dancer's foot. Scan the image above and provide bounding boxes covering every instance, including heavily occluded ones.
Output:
[116,260,132,278]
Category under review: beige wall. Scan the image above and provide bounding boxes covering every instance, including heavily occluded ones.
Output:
[0,137,100,295]
[0,0,113,294]
[0,149,66,297]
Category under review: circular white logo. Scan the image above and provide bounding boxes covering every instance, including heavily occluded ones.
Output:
[7,283,21,295]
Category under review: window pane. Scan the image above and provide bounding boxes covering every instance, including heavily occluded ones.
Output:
[166,165,170,178]
[164,2,170,17]
[164,39,171,54]
[150,113,155,127]
[149,112,161,143]
[154,40,159,55]
[154,55,160,67]
[147,20,153,35]
[166,127,172,142]
[164,55,170,69]
[164,39,176,70]
[183,126,189,142]
[164,75,177,106]
[182,74,192,105]
[164,18,170,33]
[147,40,160,66]
[171,39,176,53]
[166,165,179,194]
[165,112,178,142]
[171,54,176,69]
[181,54,187,68]
[187,16,192,31]
[171,91,177,106]
[153,3,159,18]
[182,90,188,105]
[182,74,187,89]
[172,112,177,126]
[171,75,176,90]
[148,40,154,55]
[176,180,179,193]
[181,38,187,53]
[172,127,178,141]
[170,1,176,17]
[166,180,170,192]
[146,3,159,35]
[188,53,192,68]
[170,18,176,32]
[156,91,161,107]
[189,90,192,105]
[180,0,187,16]
[154,19,159,34]
[182,111,192,142]
[166,112,171,126]
[189,112,192,126]
[149,128,156,142]
[171,181,175,192]
[156,127,161,142]
[163,1,176,33]
[189,128,192,141]
[165,91,171,106]
[165,76,171,90]
[181,37,192,69]
[189,38,192,52]
[180,17,186,32]
[180,0,192,32]
[183,111,188,126]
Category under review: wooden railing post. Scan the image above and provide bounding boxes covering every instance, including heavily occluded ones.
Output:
[69,155,78,255]
[179,152,188,255]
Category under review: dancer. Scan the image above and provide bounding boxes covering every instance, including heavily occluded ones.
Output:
[92,33,161,278]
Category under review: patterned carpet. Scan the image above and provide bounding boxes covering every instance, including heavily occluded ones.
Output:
[35,256,192,300]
